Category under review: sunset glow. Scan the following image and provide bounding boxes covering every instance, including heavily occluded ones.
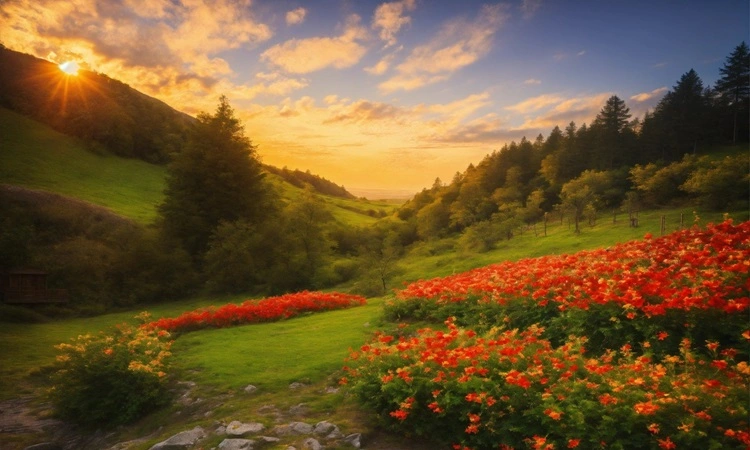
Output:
[1,0,747,196]
[58,61,79,76]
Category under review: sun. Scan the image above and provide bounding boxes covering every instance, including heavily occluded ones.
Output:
[58,61,80,76]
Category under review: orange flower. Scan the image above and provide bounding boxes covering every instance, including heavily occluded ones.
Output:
[567,439,581,448]
[544,408,563,420]
[634,401,659,415]
[465,424,479,434]
[657,331,669,341]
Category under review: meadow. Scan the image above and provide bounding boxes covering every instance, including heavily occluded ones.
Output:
[1,106,748,449]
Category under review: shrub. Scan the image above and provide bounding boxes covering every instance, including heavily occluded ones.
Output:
[48,313,173,427]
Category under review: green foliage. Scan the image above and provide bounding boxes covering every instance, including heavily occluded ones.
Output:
[48,314,173,427]
[159,96,277,258]
[681,154,750,210]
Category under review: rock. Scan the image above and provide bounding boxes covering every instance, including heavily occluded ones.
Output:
[226,421,265,437]
[324,387,339,394]
[288,382,306,390]
[290,422,314,435]
[273,421,313,436]
[244,385,258,394]
[149,427,205,450]
[303,437,322,450]
[312,421,337,436]
[218,438,255,450]
[343,433,362,448]
[257,436,280,444]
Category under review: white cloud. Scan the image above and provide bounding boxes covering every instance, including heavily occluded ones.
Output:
[379,3,508,92]
[286,7,307,25]
[261,14,368,74]
[372,0,416,48]
[524,78,542,85]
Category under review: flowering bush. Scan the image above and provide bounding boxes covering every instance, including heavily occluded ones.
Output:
[147,291,366,333]
[343,318,750,449]
[386,220,750,357]
[49,313,173,427]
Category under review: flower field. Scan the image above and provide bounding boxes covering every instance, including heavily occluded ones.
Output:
[385,219,750,356]
[146,291,367,332]
[344,220,750,449]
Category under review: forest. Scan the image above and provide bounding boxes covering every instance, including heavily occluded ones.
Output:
[0,42,748,315]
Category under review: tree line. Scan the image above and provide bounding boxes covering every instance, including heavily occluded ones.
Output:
[396,42,749,242]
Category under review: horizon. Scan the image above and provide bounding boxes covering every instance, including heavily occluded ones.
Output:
[1,0,747,194]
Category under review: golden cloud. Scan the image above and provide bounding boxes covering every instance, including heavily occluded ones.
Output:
[261,14,368,74]
[372,0,416,47]
[286,7,307,25]
[379,3,508,93]
[630,87,667,102]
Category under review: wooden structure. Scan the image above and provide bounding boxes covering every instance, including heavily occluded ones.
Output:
[0,269,68,304]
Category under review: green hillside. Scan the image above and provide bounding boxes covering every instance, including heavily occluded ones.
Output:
[0,107,166,224]
[0,107,400,225]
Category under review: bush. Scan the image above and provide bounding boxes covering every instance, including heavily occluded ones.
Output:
[48,313,173,427]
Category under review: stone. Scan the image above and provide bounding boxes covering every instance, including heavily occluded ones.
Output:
[343,433,362,449]
[244,385,258,394]
[312,421,337,436]
[289,422,314,435]
[288,382,305,390]
[257,436,281,444]
[273,421,313,436]
[218,438,255,450]
[149,427,205,450]
[226,421,265,437]
[302,437,322,450]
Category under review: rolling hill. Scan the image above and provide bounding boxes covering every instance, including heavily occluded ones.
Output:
[0,107,399,225]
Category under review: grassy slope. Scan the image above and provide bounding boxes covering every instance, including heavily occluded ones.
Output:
[0,107,166,224]
[0,107,399,226]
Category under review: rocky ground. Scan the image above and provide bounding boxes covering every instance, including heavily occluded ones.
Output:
[0,382,435,450]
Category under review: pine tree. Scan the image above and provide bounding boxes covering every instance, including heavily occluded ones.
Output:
[591,95,633,169]
[159,96,275,259]
[715,42,750,143]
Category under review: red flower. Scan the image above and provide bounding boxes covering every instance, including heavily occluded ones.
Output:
[657,437,676,449]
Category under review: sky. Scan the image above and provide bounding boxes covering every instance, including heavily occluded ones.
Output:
[1,1,748,197]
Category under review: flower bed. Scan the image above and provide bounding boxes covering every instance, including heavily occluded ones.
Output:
[346,220,750,448]
[343,319,750,449]
[386,220,750,356]
[147,291,367,333]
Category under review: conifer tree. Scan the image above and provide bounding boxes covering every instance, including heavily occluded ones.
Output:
[159,96,274,259]
[715,42,750,143]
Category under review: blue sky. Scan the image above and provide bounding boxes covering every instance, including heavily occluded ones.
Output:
[1,0,747,196]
